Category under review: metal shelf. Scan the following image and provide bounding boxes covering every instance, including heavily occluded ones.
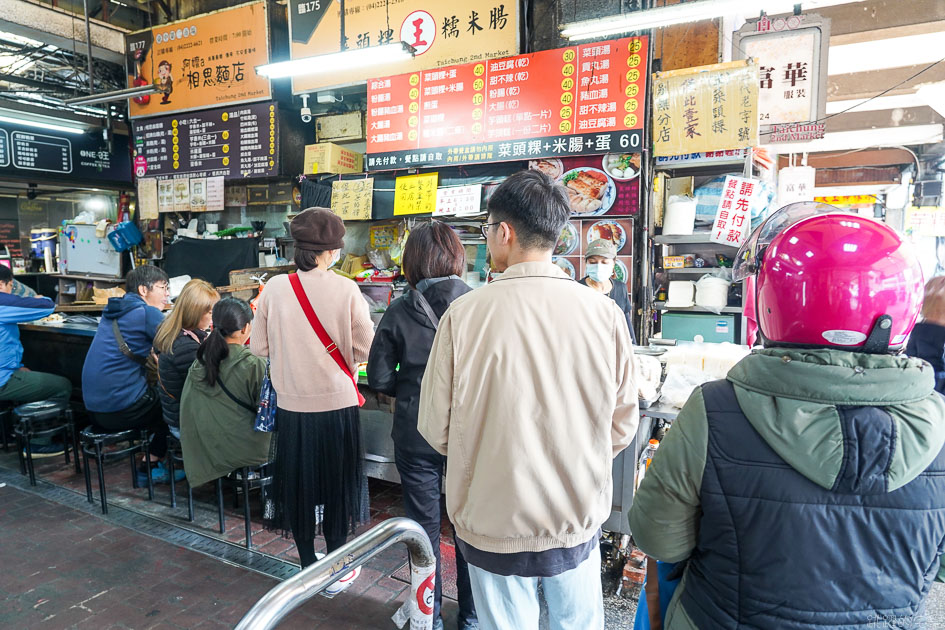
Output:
[652,234,738,246]
[662,268,718,275]
[653,302,743,314]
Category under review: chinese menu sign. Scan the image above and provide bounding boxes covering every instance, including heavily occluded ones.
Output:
[331,178,375,220]
[288,0,519,94]
[734,14,829,130]
[394,173,438,215]
[131,102,278,180]
[653,60,759,157]
[125,1,271,119]
[711,176,760,246]
[905,206,945,237]
[0,121,131,184]
[435,185,482,217]
[367,36,648,171]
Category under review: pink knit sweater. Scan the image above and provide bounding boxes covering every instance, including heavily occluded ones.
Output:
[250,269,375,413]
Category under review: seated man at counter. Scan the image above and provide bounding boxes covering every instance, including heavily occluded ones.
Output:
[0,265,72,405]
[81,265,173,482]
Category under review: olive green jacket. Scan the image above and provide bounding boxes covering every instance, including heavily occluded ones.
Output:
[629,348,945,629]
[179,344,271,487]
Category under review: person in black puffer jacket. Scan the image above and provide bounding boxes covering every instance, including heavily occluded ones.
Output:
[153,279,219,435]
[368,222,477,630]
[907,276,945,393]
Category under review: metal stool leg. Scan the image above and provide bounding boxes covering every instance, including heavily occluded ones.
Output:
[242,468,252,549]
[168,453,177,509]
[186,479,195,522]
[1,410,10,452]
[94,441,108,515]
[130,449,140,488]
[143,432,154,501]
[216,478,225,534]
[24,426,36,486]
[67,411,80,474]
[82,445,93,504]
[15,428,26,475]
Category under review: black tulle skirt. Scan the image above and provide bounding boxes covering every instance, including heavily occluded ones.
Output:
[265,406,369,543]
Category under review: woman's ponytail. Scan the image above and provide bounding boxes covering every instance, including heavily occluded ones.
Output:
[195,297,253,387]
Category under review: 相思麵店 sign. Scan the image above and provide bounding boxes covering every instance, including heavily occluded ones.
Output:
[125,1,271,119]
[366,36,648,171]
[711,176,761,247]
[287,0,519,94]
[653,60,759,157]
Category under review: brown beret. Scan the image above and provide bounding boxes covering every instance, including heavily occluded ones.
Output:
[291,207,345,251]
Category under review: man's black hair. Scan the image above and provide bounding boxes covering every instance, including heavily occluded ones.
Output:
[125,265,169,294]
[0,265,13,284]
[487,170,571,251]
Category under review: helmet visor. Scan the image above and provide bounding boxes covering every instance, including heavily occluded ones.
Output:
[732,201,851,282]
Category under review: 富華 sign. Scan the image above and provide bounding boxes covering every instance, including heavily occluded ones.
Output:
[288,0,519,94]
[733,13,829,134]
[366,36,649,170]
[653,60,759,157]
[125,1,271,119]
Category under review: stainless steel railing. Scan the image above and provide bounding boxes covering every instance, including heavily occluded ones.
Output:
[235,517,436,630]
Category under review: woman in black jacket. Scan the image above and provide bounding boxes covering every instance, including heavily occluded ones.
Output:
[368,222,477,630]
[154,279,220,436]
[907,275,945,393]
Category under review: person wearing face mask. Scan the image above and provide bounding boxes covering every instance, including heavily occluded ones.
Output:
[251,208,374,594]
[580,239,636,344]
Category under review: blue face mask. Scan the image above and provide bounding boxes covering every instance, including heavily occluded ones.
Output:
[586,262,614,282]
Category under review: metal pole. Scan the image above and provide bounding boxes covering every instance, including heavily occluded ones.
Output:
[339,0,347,51]
[82,0,94,93]
[235,517,435,630]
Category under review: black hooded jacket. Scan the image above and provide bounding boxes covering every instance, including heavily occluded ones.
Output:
[367,278,472,455]
[156,329,208,428]
[907,322,945,393]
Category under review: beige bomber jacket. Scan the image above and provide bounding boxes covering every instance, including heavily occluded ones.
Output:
[418,261,639,554]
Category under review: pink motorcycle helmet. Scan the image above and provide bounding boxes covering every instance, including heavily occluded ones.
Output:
[733,202,924,352]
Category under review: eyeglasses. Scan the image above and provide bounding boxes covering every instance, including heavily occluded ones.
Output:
[154,283,170,292]
[480,222,501,239]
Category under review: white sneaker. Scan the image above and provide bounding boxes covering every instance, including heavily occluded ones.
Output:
[322,566,361,598]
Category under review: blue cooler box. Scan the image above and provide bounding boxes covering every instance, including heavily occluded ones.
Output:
[661,312,736,343]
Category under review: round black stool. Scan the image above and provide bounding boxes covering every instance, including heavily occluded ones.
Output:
[79,426,153,514]
[13,400,79,486]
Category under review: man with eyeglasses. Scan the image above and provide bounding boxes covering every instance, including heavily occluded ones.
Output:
[419,170,639,630]
[82,265,172,481]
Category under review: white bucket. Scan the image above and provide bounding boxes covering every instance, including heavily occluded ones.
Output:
[695,275,731,310]
[665,280,695,307]
[663,195,697,235]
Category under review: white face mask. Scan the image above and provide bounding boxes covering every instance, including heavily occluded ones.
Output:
[587,262,614,282]
[332,250,342,265]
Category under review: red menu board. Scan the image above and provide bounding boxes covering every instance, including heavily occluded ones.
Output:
[367,36,648,171]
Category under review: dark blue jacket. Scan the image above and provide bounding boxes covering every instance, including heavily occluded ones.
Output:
[82,294,164,413]
[0,292,56,388]
[907,322,945,393]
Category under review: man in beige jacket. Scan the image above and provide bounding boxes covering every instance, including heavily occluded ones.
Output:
[419,170,639,630]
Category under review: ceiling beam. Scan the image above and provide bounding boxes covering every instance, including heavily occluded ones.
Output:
[0,0,127,65]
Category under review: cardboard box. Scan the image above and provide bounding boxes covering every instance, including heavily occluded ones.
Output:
[303,143,363,175]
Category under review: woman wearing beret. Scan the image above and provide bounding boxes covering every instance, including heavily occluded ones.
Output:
[251,208,375,594]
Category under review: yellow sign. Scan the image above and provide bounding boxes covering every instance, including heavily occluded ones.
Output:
[815,195,877,206]
[653,60,759,157]
[394,173,438,216]
[331,178,375,221]
[126,2,271,119]
[905,206,945,237]
[288,0,519,94]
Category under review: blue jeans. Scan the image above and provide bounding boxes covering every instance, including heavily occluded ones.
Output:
[466,543,604,630]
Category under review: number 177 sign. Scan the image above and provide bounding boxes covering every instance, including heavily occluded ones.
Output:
[711,176,761,247]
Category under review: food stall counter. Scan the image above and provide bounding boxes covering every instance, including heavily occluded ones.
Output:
[19,318,100,391]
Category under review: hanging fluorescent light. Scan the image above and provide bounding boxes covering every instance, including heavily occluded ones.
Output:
[561,0,866,41]
[763,123,943,154]
[256,42,417,79]
[0,113,86,135]
[917,82,945,118]
[65,84,162,106]
[829,32,945,75]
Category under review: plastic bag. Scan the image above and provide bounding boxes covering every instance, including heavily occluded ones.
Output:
[659,366,713,409]
[694,269,732,314]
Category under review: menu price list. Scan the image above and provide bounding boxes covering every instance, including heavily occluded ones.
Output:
[0,130,8,167]
[132,102,278,180]
[11,132,72,173]
[367,35,647,170]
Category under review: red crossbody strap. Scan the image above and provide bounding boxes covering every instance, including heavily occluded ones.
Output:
[288,273,365,407]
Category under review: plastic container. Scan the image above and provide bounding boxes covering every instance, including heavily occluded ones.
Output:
[695,275,732,310]
[107,221,143,252]
[663,195,697,235]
